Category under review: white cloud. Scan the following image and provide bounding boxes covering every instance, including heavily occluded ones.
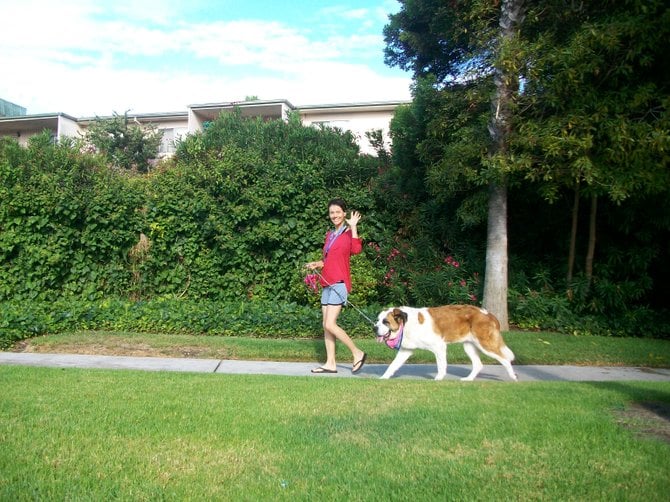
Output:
[339,8,369,20]
[185,21,329,68]
[0,0,411,116]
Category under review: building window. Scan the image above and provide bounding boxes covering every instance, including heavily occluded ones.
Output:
[158,127,188,154]
[312,120,350,130]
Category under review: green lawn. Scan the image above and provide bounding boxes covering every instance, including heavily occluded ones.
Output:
[1,365,669,500]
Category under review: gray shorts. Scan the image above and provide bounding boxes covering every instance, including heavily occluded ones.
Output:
[321,282,348,306]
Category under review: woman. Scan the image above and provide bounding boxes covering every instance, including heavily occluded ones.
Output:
[306,199,367,374]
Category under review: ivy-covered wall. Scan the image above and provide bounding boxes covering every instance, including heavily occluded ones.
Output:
[0,112,384,305]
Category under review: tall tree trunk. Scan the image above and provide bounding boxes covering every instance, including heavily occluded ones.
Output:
[567,183,580,296]
[483,181,509,329]
[482,0,524,331]
[585,194,597,291]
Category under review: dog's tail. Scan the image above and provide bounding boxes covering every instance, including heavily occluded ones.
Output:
[483,309,515,362]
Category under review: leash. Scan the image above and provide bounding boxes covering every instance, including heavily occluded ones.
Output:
[304,269,376,327]
[303,269,404,350]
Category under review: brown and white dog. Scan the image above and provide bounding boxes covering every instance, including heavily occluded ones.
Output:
[374,305,517,381]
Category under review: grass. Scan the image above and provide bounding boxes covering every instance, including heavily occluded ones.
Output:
[1,365,669,500]
[4,330,670,498]
[13,329,670,367]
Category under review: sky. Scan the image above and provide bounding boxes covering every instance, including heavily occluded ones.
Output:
[0,0,412,117]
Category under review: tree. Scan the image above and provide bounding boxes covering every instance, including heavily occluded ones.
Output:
[384,0,670,327]
[481,1,525,330]
[515,0,670,297]
[85,111,162,173]
[385,0,525,329]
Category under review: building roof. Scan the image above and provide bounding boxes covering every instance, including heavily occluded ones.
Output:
[0,112,78,135]
[297,100,410,112]
[77,111,189,125]
[0,99,410,129]
[188,99,295,122]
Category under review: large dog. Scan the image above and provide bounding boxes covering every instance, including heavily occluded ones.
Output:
[374,305,517,381]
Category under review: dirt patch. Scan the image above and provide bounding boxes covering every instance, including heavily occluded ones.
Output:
[12,341,30,352]
[614,401,670,444]
[12,339,225,359]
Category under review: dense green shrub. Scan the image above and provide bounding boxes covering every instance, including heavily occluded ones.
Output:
[509,284,670,339]
[0,298,380,348]
[154,110,382,302]
[0,113,385,305]
[1,112,668,341]
[0,133,144,301]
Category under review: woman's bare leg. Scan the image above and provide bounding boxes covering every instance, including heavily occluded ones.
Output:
[321,305,365,369]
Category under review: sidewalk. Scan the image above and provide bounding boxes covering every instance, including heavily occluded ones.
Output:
[2,352,670,381]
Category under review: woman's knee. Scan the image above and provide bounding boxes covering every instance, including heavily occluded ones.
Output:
[323,321,340,334]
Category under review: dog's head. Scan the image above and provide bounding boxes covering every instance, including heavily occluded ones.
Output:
[374,308,408,343]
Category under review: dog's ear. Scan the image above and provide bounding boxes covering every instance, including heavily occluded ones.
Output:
[392,308,408,325]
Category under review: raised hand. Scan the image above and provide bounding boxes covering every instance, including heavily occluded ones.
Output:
[346,210,361,228]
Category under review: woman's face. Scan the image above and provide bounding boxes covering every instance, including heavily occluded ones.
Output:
[328,204,346,228]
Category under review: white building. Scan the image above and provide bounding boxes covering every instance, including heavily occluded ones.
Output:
[0,98,409,156]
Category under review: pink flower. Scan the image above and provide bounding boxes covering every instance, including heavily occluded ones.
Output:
[368,242,381,253]
[304,274,319,293]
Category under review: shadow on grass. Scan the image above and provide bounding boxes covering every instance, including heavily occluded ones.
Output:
[593,381,670,444]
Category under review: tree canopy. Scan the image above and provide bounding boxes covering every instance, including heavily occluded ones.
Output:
[84,112,163,173]
[381,0,670,331]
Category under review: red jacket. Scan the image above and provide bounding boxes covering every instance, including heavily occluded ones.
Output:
[320,228,362,292]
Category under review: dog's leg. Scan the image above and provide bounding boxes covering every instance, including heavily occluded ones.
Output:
[434,344,448,381]
[499,358,518,381]
[461,342,483,381]
[489,352,518,381]
[477,345,518,381]
[380,349,414,379]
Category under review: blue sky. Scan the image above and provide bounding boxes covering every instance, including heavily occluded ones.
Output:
[0,0,412,116]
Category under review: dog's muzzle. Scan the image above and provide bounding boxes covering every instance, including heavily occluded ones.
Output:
[373,324,389,341]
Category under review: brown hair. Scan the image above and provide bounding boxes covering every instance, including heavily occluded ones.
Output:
[328,198,347,212]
